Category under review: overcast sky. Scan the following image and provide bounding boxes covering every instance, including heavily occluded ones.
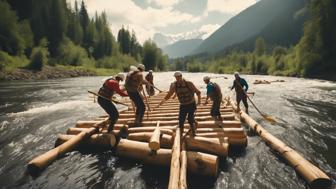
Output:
[68,0,258,44]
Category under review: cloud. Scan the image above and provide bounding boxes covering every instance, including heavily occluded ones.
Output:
[207,0,257,14]
[147,0,180,8]
[69,0,195,43]
[66,0,258,44]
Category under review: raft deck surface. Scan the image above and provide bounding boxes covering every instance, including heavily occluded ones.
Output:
[55,91,248,188]
[27,91,331,189]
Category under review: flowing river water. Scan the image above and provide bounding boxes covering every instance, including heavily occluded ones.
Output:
[0,72,335,189]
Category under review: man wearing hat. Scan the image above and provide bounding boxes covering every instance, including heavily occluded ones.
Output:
[157,71,201,136]
[203,76,223,123]
[98,73,128,133]
[145,70,155,96]
[125,64,150,127]
[230,72,249,114]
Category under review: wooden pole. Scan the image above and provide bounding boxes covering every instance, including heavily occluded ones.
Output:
[27,118,108,174]
[55,134,116,148]
[168,127,181,189]
[229,99,331,189]
[179,141,187,189]
[149,121,161,151]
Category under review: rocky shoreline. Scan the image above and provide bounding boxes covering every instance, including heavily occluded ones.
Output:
[0,66,96,81]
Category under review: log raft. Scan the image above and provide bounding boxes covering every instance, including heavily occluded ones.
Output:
[27,92,248,188]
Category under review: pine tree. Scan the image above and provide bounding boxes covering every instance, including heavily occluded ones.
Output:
[254,37,266,56]
[117,27,131,54]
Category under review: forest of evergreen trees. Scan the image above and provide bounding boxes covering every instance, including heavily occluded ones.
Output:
[0,0,334,80]
[0,0,168,75]
[170,0,336,81]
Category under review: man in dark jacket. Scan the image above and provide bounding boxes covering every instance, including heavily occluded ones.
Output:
[230,72,249,114]
[145,70,155,96]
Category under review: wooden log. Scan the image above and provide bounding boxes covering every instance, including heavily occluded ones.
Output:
[189,127,245,135]
[55,134,116,148]
[117,115,234,124]
[115,139,218,177]
[128,133,173,148]
[179,141,187,189]
[28,128,95,173]
[119,120,240,130]
[185,120,241,128]
[67,127,92,135]
[119,109,234,118]
[168,127,181,189]
[27,118,109,174]
[187,151,218,177]
[128,127,174,135]
[185,136,229,157]
[76,120,101,127]
[149,121,161,151]
[127,132,232,156]
[229,99,331,189]
[122,107,232,114]
[125,117,235,127]
[116,139,171,166]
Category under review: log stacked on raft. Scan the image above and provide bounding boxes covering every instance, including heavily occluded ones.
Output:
[228,99,331,189]
[27,91,246,188]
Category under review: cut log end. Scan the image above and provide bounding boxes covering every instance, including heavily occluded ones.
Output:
[309,178,332,189]
[148,142,160,151]
[26,163,43,176]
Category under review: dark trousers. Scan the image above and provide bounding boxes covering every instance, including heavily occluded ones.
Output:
[98,96,119,129]
[211,100,221,118]
[178,102,196,130]
[237,94,249,113]
[128,91,146,124]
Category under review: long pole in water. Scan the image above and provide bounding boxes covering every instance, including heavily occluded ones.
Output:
[88,90,130,107]
[229,98,331,189]
[234,80,276,123]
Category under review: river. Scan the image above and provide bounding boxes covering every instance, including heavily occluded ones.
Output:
[0,72,335,189]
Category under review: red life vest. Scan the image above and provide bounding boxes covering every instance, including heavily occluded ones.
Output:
[98,78,116,99]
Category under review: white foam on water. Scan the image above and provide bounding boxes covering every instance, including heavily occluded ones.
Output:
[8,100,94,116]
[0,121,9,131]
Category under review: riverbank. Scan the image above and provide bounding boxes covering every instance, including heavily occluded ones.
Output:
[0,65,121,81]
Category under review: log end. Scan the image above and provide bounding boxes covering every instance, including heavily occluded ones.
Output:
[26,163,43,177]
[149,142,160,151]
[309,178,332,189]
[108,134,117,147]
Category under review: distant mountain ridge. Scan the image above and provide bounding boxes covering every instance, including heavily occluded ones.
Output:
[192,0,307,55]
[162,39,203,58]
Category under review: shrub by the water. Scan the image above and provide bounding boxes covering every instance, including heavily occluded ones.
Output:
[28,46,49,71]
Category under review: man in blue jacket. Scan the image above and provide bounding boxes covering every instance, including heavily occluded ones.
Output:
[230,72,249,114]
